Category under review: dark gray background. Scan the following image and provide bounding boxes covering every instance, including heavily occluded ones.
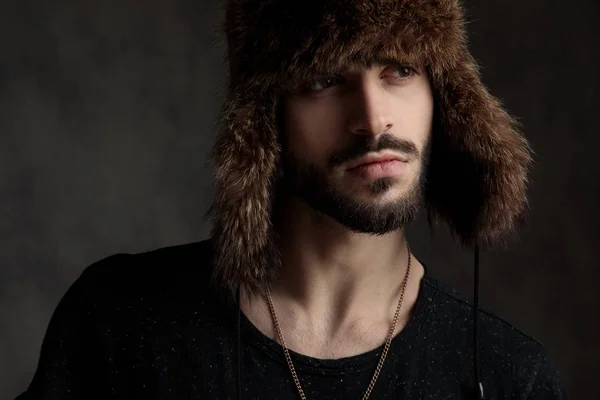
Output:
[1,0,598,399]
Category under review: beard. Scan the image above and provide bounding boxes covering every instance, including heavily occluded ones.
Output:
[279,133,430,235]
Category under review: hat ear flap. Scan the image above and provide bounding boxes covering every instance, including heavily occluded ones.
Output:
[209,90,282,296]
[426,53,534,249]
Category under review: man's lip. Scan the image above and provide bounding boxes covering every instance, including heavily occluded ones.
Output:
[346,153,408,170]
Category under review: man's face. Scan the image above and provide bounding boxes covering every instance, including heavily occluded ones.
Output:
[280,62,434,235]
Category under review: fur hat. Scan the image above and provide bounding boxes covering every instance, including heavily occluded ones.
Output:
[209,0,533,296]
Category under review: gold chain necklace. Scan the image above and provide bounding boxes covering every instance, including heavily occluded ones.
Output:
[265,242,412,400]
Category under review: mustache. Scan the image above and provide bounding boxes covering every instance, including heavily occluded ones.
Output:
[328,134,419,168]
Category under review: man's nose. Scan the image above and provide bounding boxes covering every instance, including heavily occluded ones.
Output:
[346,80,394,137]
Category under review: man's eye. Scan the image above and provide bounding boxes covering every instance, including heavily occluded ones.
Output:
[389,65,416,79]
[307,76,342,92]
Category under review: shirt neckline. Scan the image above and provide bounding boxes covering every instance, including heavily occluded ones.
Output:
[238,264,436,375]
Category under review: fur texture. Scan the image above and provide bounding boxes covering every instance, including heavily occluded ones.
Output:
[209,0,533,296]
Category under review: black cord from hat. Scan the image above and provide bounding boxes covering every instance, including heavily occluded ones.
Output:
[474,244,485,399]
[236,286,243,400]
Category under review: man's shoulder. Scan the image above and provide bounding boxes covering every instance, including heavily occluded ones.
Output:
[421,272,567,397]
[81,238,212,277]
[70,238,220,305]
[422,272,547,358]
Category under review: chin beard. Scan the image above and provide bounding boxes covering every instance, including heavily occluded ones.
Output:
[279,157,426,235]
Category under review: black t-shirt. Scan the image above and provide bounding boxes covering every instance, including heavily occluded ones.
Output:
[16,240,568,399]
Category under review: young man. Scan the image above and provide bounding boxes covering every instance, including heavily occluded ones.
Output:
[17,0,568,399]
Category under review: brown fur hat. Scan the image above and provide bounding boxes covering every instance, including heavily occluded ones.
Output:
[209,0,533,296]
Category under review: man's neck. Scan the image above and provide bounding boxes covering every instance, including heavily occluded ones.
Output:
[276,196,417,316]
[238,196,424,358]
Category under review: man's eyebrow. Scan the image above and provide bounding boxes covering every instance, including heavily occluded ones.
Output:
[318,57,415,78]
[337,57,412,73]
[369,57,411,67]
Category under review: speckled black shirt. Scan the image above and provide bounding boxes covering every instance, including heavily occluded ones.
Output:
[17,240,567,399]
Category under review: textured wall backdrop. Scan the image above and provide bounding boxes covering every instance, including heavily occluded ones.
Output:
[1,0,598,399]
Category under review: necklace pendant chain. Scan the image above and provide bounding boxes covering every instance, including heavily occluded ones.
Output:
[265,242,412,400]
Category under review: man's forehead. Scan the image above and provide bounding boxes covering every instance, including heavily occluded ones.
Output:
[344,56,417,71]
